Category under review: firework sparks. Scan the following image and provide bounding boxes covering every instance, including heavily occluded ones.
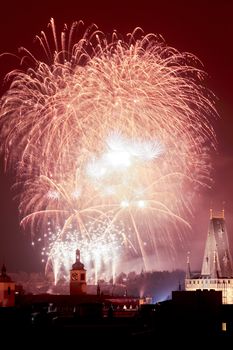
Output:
[39,219,126,285]
[0,18,216,284]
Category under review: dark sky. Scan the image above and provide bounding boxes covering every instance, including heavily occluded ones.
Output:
[0,0,233,272]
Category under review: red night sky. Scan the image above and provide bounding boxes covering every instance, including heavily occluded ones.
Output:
[0,0,233,272]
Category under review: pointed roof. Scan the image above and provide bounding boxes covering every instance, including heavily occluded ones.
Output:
[71,249,85,270]
[201,210,233,278]
[0,264,12,282]
[186,251,191,279]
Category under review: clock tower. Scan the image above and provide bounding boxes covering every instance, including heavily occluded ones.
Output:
[70,249,87,295]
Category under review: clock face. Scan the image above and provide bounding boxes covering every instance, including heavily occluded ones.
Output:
[71,272,78,281]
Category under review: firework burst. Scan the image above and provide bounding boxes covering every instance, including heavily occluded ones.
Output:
[0,18,216,283]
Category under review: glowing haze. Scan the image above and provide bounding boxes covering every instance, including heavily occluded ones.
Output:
[0,18,216,284]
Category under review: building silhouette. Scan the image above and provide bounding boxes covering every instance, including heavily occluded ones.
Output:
[185,209,233,304]
[0,264,15,307]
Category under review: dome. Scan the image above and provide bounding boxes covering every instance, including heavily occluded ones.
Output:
[72,260,85,270]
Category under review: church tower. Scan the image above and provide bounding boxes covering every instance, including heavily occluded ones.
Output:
[70,249,87,295]
[0,264,15,307]
[185,210,233,304]
[201,209,233,278]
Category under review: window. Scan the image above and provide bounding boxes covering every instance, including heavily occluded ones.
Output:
[80,273,85,281]
[7,287,11,295]
[222,322,227,332]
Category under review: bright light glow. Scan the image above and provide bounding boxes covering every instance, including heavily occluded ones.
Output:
[104,150,131,168]
[121,200,130,208]
[0,19,216,284]
[137,200,146,208]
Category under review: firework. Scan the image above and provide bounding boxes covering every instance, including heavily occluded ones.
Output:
[0,18,216,284]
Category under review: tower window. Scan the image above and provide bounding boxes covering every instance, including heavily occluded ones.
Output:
[80,273,85,281]
[8,287,11,295]
[222,322,227,332]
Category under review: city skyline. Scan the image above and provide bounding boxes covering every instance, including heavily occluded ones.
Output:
[0,0,233,275]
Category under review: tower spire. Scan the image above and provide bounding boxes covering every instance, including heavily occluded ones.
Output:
[186,251,191,279]
[76,249,80,262]
[1,264,6,277]
[201,210,233,278]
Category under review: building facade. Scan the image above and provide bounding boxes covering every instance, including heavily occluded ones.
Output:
[185,210,233,304]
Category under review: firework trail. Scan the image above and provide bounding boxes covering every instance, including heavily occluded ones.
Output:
[0,18,216,283]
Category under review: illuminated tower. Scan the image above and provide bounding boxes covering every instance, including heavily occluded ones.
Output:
[0,264,15,307]
[70,249,87,295]
[185,210,233,304]
[201,209,233,278]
